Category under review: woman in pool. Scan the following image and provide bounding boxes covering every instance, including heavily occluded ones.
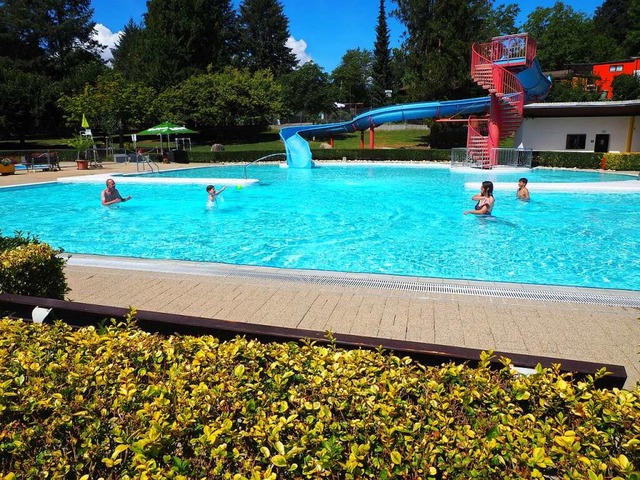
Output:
[464,180,494,215]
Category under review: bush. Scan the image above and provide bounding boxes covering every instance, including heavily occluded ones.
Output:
[534,151,603,169]
[0,233,68,299]
[186,149,451,164]
[603,153,640,171]
[534,151,640,171]
[0,317,638,479]
[312,148,451,162]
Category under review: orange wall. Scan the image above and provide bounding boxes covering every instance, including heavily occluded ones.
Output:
[593,59,640,98]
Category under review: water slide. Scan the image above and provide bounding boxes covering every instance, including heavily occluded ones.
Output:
[280,97,492,169]
[280,57,551,168]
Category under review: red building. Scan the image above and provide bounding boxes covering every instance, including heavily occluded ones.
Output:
[592,58,640,99]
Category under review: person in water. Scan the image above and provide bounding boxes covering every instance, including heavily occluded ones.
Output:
[101,178,131,206]
[206,184,227,202]
[517,177,530,200]
[464,180,494,215]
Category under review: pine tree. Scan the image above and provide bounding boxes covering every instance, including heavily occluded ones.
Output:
[141,0,237,84]
[0,0,103,141]
[395,0,495,100]
[0,0,101,77]
[370,0,394,107]
[237,0,297,77]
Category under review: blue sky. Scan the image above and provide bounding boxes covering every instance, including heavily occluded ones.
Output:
[92,0,604,73]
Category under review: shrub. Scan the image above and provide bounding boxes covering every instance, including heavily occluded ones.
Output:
[0,231,32,251]
[0,317,638,479]
[534,151,640,171]
[0,233,68,299]
[186,149,451,164]
[534,151,602,169]
[603,153,640,171]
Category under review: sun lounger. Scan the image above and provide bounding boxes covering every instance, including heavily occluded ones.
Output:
[27,152,61,172]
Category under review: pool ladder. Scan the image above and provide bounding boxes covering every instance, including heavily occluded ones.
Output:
[134,153,160,173]
[244,153,286,178]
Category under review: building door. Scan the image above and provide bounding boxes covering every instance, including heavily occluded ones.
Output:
[594,134,610,153]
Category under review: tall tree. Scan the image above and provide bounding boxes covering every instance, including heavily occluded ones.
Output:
[522,2,621,71]
[58,72,157,146]
[111,20,183,90]
[0,0,103,141]
[393,0,498,101]
[0,0,102,78]
[331,49,373,105]
[237,0,297,77]
[593,0,640,58]
[155,68,284,127]
[280,62,333,121]
[132,0,237,87]
[370,0,394,107]
[0,67,54,143]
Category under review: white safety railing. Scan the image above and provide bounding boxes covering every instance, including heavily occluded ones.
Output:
[451,147,532,169]
[492,147,533,168]
[451,148,491,169]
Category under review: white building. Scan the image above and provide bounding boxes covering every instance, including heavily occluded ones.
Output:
[514,100,640,153]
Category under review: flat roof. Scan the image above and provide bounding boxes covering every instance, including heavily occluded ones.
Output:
[524,100,640,117]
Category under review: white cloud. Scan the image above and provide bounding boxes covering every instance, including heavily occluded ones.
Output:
[92,24,122,63]
[286,36,312,66]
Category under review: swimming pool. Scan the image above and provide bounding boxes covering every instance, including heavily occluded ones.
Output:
[3,164,639,291]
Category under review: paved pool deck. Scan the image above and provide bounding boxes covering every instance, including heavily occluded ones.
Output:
[3,161,640,388]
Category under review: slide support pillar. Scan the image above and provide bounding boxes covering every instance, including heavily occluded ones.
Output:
[369,126,375,149]
[488,93,501,166]
[360,131,365,149]
[329,138,334,148]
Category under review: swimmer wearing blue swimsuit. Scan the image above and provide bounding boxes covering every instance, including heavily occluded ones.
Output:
[464,181,494,215]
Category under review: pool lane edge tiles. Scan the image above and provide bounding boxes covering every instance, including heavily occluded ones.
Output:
[65,254,640,308]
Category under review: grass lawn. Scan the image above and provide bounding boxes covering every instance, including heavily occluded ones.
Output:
[1,126,470,153]
[186,127,431,152]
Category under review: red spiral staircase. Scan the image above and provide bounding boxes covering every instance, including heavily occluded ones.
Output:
[468,34,537,167]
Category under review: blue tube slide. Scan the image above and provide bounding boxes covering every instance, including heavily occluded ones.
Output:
[280,58,551,168]
[280,96,492,169]
[516,58,552,102]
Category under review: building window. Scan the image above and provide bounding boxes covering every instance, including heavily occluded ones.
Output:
[566,134,586,149]
[609,65,623,72]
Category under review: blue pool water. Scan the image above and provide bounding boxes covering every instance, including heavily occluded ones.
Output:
[2,164,639,291]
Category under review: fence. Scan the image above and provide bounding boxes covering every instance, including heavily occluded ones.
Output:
[451,147,532,169]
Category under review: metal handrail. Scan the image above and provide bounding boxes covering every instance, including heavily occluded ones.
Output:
[243,153,286,178]
[130,148,160,173]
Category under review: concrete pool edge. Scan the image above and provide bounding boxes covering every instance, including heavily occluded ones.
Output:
[65,254,640,308]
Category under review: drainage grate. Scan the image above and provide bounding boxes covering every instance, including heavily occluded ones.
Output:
[241,272,640,308]
[67,255,640,309]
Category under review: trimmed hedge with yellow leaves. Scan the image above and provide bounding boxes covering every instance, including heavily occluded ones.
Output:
[0,316,639,479]
[534,152,640,171]
[0,232,68,300]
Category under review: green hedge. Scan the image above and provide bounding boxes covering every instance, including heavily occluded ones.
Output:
[188,149,640,169]
[0,233,68,299]
[534,151,640,171]
[312,148,450,162]
[1,317,638,479]
[186,149,451,164]
[602,153,640,171]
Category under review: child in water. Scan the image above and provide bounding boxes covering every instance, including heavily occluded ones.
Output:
[517,177,530,200]
[206,184,227,203]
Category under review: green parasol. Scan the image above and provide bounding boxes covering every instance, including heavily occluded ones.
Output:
[137,122,197,152]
